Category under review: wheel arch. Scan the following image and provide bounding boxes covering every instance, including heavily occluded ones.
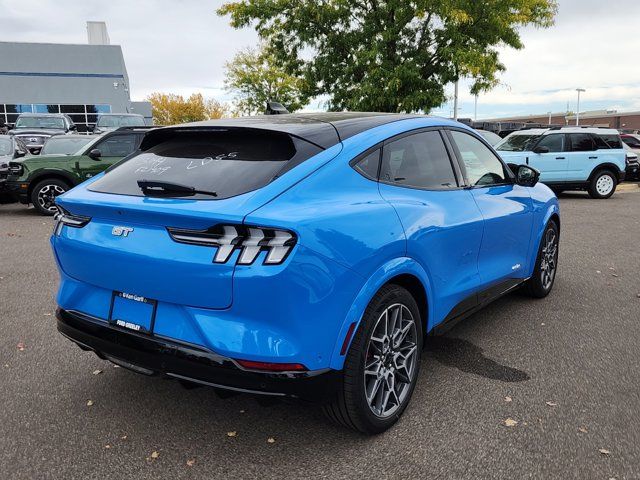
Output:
[27,170,76,198]
[328,257,433,370]
[588,163,622,181]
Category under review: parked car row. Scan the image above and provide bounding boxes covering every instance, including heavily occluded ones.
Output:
[4,126,152,214]
[3,112,146,154]
[494,127,631,198]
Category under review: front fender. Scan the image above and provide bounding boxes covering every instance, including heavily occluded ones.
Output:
[328,257,433,370]
[526,185,560,277]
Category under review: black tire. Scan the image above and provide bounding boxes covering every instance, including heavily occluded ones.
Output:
[30,178,70,216]
[322,284,423,434]
[588,169,617,199]
[523,220,559,298]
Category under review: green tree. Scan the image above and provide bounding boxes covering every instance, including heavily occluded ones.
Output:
[218,0,557,113]
[147,92,226,125]
[224,46,310,115]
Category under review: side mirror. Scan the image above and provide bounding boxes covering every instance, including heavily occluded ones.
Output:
[87,124,96,132]
[533,146,550,154]
[15,148,26,158]
[506,163,519,175]
[88,149,102,160]
[516,165,540,187]
[68,124,77,132]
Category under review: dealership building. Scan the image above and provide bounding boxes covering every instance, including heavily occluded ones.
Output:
[481,110,640,132]
[0,22,151,132]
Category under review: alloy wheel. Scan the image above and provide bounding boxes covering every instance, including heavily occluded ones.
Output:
[37,184,66,213]
[540,228,558,290]
[595,174,614,196]
[364,303,418,418]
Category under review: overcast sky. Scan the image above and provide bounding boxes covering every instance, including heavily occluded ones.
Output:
[2,0,639,119]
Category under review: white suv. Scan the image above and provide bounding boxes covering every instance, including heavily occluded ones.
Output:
[496,127,626,199]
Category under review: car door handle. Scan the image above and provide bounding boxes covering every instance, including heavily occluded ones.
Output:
[555,156,566,160]
[589,156,598,159]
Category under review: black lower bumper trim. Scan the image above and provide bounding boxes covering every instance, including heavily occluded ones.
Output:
[56,308,341,402]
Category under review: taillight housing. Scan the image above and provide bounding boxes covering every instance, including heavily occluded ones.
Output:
[167,224,297,266]
[53,208,91,236]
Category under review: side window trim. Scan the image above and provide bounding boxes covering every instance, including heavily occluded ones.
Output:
[443,127,515,189]
[350,143,383,181]
[378,127,463,191]
[349,126,465,189]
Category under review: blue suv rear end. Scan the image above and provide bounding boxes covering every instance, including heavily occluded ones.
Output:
[52,113,560,434]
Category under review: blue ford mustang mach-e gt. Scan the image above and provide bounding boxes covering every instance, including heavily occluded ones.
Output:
[52,113,560,434]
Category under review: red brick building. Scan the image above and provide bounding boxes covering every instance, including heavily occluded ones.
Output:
[483,110,640,132]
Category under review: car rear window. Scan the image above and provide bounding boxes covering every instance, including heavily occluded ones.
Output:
[88,129,323,200]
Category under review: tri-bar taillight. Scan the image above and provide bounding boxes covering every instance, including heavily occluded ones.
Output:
[53,208,91,236]
[167,224,297,266]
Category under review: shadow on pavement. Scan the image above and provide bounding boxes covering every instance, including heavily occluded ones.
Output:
[424,336,530,383]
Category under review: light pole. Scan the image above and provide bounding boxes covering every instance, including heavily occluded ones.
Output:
[474,94,478,121]
[575,88,585,126]
[453,79,459,121]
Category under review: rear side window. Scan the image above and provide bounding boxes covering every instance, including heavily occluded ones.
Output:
[380,131,457,189]
[595,134,622,149]
[353,149,381,180]
[569,133,595,152]
[89,130,323,200]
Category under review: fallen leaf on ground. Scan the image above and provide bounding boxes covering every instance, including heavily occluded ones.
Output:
[546,402,558,407]
[104,445,111,449]
[599,448,611,455]
[267,437,276,444]
[150,451,160,459]
[86,400,94,406]
[504,396,512,402]
[227,431,237,437]
[186,459,196,467]
[541,323,545,326]
[43,313,52,316]
[504,418,518,427]
[16,342,26,351]
[578,427,588,433]
[121,435,127,440]
[612,274,619,277]
[92,369,103,375]
[112,364,120,369]
[596,270,601,274]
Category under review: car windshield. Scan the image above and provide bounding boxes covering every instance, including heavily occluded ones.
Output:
[15,116,65,129]
[88,129,323,200]
[495,134,541,152]
[476,130,503,146]
[0,138,12,156]
[41,136,94,155]
[97,115,145,128]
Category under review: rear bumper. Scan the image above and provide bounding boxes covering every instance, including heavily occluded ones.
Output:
[56,308,341,402]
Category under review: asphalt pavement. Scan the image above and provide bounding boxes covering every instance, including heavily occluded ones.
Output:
[0,188,639,480]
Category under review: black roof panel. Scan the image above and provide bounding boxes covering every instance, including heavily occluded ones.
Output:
[140,113,424,151]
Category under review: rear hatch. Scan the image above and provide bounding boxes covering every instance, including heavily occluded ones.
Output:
[53,127,326,310]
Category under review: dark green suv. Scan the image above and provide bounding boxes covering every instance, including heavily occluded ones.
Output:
[7,127,152,215]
